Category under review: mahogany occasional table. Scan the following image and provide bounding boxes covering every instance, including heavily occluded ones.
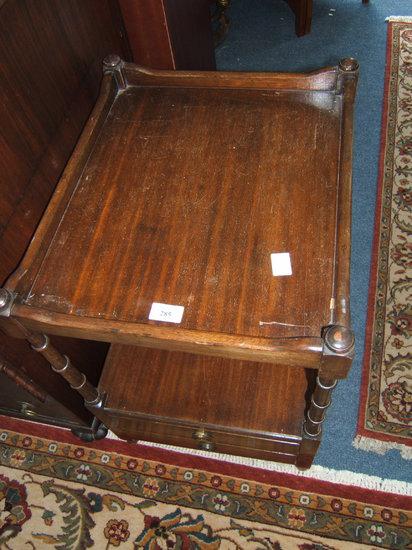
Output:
[0,56,358,468]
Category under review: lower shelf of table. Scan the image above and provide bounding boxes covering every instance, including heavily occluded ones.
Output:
[95,344,315,465]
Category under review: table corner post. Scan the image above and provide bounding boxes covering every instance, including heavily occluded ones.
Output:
[103,54,127,90]
[298,325,355,467]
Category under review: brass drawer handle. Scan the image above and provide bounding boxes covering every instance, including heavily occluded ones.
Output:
[193,428,210,441]
[20,402,38,418]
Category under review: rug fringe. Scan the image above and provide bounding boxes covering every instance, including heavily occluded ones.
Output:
[353,435,412,460]
[135,439,412,496]
[386,16,412,22]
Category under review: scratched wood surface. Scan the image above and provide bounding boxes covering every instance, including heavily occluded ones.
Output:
[4,62,357,465]
[14,81,341,341]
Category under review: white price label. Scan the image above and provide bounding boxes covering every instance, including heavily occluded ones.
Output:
[270,252,292,276]
[148,302,184,324]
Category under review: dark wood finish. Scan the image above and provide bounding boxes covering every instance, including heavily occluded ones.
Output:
[0,375,94,430]
[0,0,129,430]
[0,353,46,403]
[13,324,102,407]
[333,63,358,330]
[303,376,336,438]
[0,332,107,427]
[119,0,175,69]
[285,0,313,37]
[2,58,358,466]
[123,63,339,90]
[7,63,351,351]
[6,307,323,370]
[119,0,215,70]
[285,0,369,37]
[0,0,130,279]
[163,0,216,69]
[96,344,307,461]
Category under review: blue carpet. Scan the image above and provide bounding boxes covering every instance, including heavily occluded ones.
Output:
[216,0,412,483]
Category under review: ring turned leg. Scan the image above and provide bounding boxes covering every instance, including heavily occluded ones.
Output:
[26,331,103,407]
[296,375,337,469]
[296,324,354,469]
[0,289,102,408]
[303,376,337,438]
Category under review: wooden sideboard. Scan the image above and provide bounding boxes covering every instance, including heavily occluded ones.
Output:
[0,0,130,435]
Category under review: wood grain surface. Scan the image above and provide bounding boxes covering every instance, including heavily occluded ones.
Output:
[15,83,341,341]
[100,344,308,435]
[5,61,357,374]
[119,0,215,70]
[2,60,358,465]
[96,343,308,460]
[0,0,128,429]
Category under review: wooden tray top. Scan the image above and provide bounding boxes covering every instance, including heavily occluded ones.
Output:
[6,58,358,366]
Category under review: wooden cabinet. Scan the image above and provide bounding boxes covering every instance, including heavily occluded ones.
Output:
[119,0,216,69]
[0,57,358,467]
[0,0,129,434]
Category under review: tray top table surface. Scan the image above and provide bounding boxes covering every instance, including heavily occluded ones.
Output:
[6,60,357,362]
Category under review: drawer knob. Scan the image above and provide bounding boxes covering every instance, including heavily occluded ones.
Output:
[199,440,215,452]
[193,429,214,451]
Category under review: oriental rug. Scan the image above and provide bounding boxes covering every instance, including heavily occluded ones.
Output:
[355,20,412,458]
[0,417,411,549]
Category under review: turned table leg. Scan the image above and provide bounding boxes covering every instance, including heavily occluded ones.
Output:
[303,376,337,438]
[27,332,103,407]
[0,288,102,408]
[284,0,313,37]
[297,325,355,469]
[296,375,338,470]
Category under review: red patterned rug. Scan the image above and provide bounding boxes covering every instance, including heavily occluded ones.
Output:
[0,415,411,549]
[355,20,412,459]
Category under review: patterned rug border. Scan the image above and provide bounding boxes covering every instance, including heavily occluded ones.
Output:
[356,20,412,457]
[1,440,411,549]
[1,415,411,503]
[140,441,412,496]
[1,421,411,549]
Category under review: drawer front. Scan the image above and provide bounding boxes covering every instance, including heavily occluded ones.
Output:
[0,375,91,430]
[98,408,301,462]
[0,399,91,431]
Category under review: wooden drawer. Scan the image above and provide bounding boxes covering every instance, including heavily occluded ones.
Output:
[94,344,308,463]
[98,408,301,463]
[0,375,92,431]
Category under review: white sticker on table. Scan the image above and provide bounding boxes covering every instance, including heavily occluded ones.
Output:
[270,252,292,276]
[148,302,185,323]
